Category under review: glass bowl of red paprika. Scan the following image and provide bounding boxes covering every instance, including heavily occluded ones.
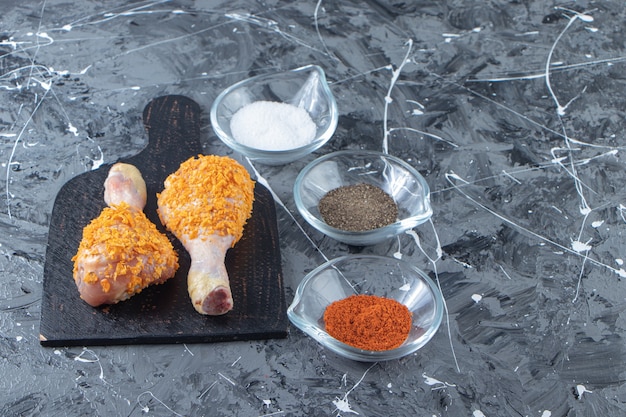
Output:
[210,64,338,165]
[287,254,444,362]
[293,150,432,246]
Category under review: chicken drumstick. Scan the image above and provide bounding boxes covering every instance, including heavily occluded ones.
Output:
[157,155,255,315]
[72,163,179,307]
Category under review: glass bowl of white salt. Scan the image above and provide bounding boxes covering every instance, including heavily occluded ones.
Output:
[210,65,338,165]
[294,150,433,246]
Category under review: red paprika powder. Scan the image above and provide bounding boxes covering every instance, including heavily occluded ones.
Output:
[323,294,412,351]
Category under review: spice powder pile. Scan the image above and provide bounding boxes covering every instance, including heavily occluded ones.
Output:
[318,183,398,232]
[323,294,412,351]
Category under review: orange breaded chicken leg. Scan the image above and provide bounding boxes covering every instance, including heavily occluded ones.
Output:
[157,155,255,315]
[72,163,179,307]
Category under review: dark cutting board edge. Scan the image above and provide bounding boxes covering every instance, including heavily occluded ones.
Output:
[39,95,288,347]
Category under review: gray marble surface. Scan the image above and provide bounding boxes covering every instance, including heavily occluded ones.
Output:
[2,1,626,416]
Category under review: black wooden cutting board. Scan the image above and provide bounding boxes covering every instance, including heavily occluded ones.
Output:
[39,95,288,347]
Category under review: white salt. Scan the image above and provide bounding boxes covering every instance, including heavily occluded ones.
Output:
[230,100,317,151]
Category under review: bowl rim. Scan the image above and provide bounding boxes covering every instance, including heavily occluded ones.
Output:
[293,150,433,237]
[209,64,338,157]
[287,254,444,361]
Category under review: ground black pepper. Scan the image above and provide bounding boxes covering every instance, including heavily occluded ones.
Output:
[318,183,398,231]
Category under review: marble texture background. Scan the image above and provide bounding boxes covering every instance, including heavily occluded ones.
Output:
[2,1,626,416]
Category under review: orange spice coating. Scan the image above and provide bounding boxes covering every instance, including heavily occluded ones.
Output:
[157,155,255,246]
[72,202,179,298]
[323,294,412,351]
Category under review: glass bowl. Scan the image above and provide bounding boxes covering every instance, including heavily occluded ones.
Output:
[293,150,432,246]
[210,65,338,165]
[287,255,444,362]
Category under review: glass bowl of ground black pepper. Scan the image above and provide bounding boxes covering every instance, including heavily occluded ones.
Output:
[293,150,433,246]
[287,254,444,362]
[210,64,338,165]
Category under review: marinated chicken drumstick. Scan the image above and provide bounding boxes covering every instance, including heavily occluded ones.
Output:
[157,155,255,315]
[72,163,179,307]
